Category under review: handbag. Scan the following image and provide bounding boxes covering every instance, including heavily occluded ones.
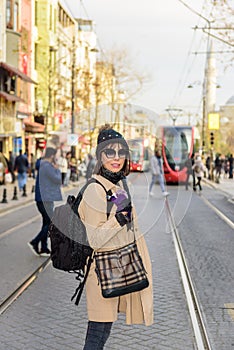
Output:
[5,172,12,184]
[94,240,149,298]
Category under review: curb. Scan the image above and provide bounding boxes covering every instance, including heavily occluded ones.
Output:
[203,178,234,201]
[0,180,85,215]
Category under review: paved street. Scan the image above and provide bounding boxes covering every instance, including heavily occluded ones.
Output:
[0,174,234,349]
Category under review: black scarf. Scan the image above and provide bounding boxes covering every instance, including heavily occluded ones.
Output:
[100,166,125,185]
[100,166,133,230]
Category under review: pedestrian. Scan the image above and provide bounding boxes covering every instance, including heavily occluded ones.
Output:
[70,157,78,182]
[192,156,206,192]
[205,156,211,179]
[14,149,29,191]
[149,150,169,196]
[228,154,233,179]
[214,154,222,179]
[30,153,36,179]
[8,151,15,183]
[58,151,68,185]
[0,151,8,185]
[85,153,96,182]
[184,153,195,190]
[64,151,72,186]
[78,125,153,349]
[28,147,62,256]
[223,156,228,178]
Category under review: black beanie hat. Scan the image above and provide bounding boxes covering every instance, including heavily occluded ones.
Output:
[96,128,129,158]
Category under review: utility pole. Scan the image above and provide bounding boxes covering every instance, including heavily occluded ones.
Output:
[71,36,76,158]
[45,46,56,138]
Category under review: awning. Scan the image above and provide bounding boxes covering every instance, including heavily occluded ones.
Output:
[0,62,37,84]
[17,111,31,119]
[0,91,25,102]
[24,120,45,133]
[0,133,17,137]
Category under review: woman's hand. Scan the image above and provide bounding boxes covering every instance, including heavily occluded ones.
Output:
[110,189,132,227]
[110,189,129,212]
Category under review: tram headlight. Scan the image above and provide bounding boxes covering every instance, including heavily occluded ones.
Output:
[175,165,180,171]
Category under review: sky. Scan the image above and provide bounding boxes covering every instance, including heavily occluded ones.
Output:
[64,0,234,123]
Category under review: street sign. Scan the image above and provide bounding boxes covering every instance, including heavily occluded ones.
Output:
[208,113,219,130]
[67,133,78,146]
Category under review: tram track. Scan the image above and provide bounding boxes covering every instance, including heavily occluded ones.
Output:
[165,198,212,350]
[0,258,51,315]
[165,188,234,350]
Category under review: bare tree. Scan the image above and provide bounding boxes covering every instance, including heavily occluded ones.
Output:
[104,47,151,101]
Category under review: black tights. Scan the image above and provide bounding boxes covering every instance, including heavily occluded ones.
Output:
[83,321,113,350]
[196,177,202,191]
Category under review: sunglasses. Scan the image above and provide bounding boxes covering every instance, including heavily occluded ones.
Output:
[102,148,129,159]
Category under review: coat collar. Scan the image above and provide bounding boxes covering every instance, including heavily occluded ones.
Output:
[93,174,122,192]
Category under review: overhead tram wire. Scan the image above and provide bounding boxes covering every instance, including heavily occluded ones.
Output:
[63,0,76,18]
[79,0,108,60]
[169,0,207,109]
[71,0,107,60]
[169,27,201,108]
[171,0,219,115]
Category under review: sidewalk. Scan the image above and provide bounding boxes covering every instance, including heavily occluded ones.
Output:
[0,177,36,214]
[0,177,84,214]
[203,176,234,200]
[1,176,233,214]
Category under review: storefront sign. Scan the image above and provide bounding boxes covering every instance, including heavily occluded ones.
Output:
[67,133,78,146]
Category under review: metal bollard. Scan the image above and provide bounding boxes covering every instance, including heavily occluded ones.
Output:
[1,188,8,203]
[22,184,27,197]
[12,186,18,200]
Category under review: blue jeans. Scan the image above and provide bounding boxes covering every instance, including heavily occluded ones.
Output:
[83,321,112,350]
[149,174,165,193]
[33,201,54,250]
[17,172,27,190]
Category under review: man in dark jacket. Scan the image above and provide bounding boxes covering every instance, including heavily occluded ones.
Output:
[28,147,62,256]
[14,149,29,191]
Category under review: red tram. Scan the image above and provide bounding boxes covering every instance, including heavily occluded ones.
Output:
[128,138,151,172]
[159,126,199,183]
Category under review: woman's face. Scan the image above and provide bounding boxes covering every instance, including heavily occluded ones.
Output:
[101,143,128,173]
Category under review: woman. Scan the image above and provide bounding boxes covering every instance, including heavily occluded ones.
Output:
[58,151,68,185]
[192,156,206,192]
[78,125,153,349]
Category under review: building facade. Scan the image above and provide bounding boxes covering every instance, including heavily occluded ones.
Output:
[0,0,36,157]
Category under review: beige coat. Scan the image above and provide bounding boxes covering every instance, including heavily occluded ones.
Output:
[78,175,153,326]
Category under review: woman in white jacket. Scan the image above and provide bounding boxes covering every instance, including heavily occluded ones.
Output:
[192,156,206,191]
[149,150,169,196]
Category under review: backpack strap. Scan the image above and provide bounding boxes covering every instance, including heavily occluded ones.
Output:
[76,177,114,219]
[71,253,93,305]
[90,178,114,219]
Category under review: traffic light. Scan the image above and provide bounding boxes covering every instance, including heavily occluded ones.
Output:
[210,132,214,145]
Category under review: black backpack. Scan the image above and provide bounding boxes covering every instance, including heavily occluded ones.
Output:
[48,178,112,306]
